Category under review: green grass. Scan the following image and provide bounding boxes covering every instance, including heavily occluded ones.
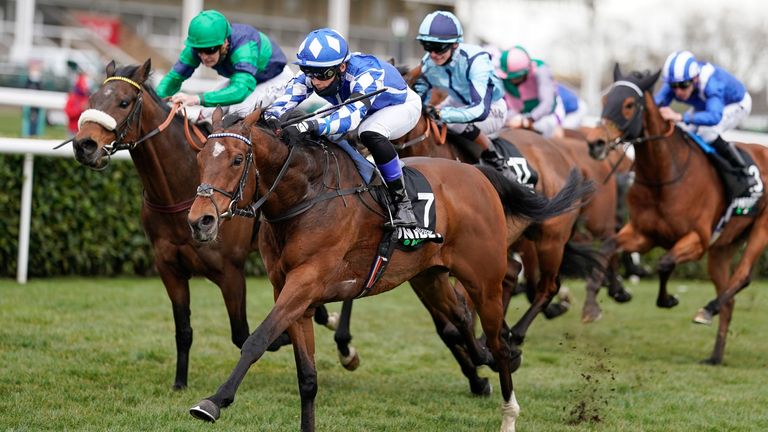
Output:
[0,106,69,138]
[1,277,767,431]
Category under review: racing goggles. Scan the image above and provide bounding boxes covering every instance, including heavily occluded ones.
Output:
[670,80,693,89]
[197,45,222,55]
[300,65,339,80]
[420,41,453,54]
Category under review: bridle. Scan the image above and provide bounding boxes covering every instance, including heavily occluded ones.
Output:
[195,130,373,223]
[75,76,206,165]
[394,115,447,150]
[598,80,689,187]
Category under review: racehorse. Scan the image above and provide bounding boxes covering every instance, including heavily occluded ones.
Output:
[395,113,613,344]
[70,59,333,389]
[185,106,592,431]
[585,64,768,364]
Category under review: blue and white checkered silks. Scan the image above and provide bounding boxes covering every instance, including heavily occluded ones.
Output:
[295,28,350,68]
[266,54,409,138]
[416,11,463,43]
[663,51,701,83]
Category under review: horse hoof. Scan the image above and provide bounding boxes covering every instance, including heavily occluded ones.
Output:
[581,306,603,324]
[190,399,220,422]
[325,312,340,331]
[698,357,722,366]
[470,377,492,397]
[339,347,360,371]
[509,348,523,373]
[267,332,291,352]
[656,295,679,309]
[692,308,713,325]
[610,289,633,303]
[172,382,187,391]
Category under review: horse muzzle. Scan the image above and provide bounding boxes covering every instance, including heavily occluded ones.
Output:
[587,139,608,160]
[72,137,109,169]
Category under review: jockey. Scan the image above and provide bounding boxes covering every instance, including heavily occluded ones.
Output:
[495,46,565,138]
[413,11,512,177]
[655,50,754,180]
[557,83,588,130]
[156,10,292,120]
[263,28,420,228]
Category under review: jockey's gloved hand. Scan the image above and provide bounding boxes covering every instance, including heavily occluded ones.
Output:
[170,92,201,107]
[262,114,282,135]
[282,120,318,146]
[425,105,441,121]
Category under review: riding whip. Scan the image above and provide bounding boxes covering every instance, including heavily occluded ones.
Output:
[280,87,388,127]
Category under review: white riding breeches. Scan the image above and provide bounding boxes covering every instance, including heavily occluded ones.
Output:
[684,92,752,143]
[440,97,508,139]
[357,88,422,140]
[199,66,294,120]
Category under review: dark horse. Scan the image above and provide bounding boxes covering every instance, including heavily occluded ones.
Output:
[185,106,591,431]
[585,64,768,364]
[71,59,335,389]
[395,114,614,345]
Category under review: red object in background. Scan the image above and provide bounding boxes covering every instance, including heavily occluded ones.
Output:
[74,13,121,45]
[65,73,91,135]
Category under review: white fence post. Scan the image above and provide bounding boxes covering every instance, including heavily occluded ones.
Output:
[17,153,34,284]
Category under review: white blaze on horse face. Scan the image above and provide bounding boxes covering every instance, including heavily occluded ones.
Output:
[212,142,225,158]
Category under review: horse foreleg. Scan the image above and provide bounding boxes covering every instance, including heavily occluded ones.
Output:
[289,312,318,431]
[333,300,359,371]
[216,267,250,349]
[190,275,316,423]
[158,268,192,390]
[657,232,706,308]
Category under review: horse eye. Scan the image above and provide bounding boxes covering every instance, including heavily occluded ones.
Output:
[625,101,635,109]
[233,155,244,166]
[119,100,130,108]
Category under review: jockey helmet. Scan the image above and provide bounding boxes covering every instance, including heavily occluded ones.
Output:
[295,28,350,68]
[416,11,463,43]
[185,10,231,48]
[496,46,531,80]
[662,51,701,84]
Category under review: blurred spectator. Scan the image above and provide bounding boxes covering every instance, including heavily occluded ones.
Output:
[22,60,45,137]
[64,61,91,136]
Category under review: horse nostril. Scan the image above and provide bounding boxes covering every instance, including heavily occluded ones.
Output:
[200,215,216,229]
[74,138,98,154]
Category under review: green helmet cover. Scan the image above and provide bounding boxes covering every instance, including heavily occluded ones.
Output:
[185,10,231,48]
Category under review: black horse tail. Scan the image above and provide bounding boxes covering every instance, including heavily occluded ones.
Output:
[558,241,606,280]
[477,167,594,222]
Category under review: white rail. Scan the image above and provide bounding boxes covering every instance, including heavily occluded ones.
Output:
[1,137,129,283]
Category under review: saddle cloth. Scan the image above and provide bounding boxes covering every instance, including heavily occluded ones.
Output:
[492,136,539,188]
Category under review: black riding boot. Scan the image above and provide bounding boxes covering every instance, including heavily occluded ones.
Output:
[385,178,418,228]
[480,148,517,182]
[713,136,757,186]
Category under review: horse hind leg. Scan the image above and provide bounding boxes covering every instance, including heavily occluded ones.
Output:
[410,271,493,396]
[333,300,360,371]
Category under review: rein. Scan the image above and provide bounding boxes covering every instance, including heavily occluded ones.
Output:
[197,131,372,223]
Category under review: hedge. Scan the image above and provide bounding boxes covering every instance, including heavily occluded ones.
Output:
[0,155,264,278]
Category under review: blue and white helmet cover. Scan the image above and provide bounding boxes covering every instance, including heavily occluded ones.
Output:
[416,11,463,43]
[663,50,701,83]
[295,28,350,67]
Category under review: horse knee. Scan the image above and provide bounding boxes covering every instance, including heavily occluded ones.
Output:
[298,372,318,401]
[657,255,676,274]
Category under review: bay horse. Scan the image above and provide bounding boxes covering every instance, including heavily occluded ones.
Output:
[395,114,614,343]
[585,64,768,364]
[70,59,333,389]
[185,106,592,431]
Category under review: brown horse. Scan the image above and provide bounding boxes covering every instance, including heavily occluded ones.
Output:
[185,106,591,431]
[395,115,613,343]
[72,59,274,390]
[585,64,768,364]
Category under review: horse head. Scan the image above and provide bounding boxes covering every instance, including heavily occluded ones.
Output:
[73,59,154,169]
[586,63,661,160]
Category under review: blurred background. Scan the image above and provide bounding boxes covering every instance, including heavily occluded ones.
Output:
[1,0,767,126]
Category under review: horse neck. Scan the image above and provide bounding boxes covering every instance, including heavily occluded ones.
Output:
[129,93,200,205]
[399,115,462,161]
[249,130,334,220]
[633,92,696,186]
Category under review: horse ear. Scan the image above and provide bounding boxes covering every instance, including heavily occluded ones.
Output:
[243,108,262,129]
[641,69,662,90]
[612,63,623,82]
[212,106,224,129]
[136,58,152,84]
[106,60,116,77]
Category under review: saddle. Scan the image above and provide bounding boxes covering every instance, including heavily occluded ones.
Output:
[491,136,539,188]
